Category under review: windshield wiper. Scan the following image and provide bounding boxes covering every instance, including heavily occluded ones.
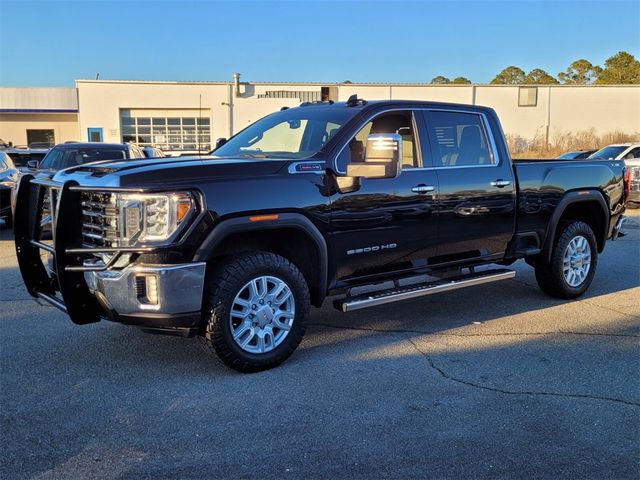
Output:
[238,153,269,158]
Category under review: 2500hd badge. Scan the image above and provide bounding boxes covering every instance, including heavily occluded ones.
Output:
[347,243,398,255]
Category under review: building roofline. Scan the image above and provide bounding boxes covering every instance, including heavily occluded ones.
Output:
[0,109,78,113]
[74,79,640,88]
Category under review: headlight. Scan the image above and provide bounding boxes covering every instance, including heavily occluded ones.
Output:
[115,192,195,245]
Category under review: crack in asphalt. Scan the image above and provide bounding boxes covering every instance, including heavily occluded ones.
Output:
[309,322,640,407]
[310,322,640,338]
[405,335,640,408]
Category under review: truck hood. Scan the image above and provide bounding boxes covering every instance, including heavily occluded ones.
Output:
[53,156,291,188]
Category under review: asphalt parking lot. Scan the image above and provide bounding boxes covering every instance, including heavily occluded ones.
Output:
[1,212,639,480]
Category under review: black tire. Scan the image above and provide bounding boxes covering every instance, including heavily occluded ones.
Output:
[201,251,310,372]
[534,221,598,299]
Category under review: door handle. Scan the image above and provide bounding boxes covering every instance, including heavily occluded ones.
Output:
[490,180,511,188]
[411,185,435,193]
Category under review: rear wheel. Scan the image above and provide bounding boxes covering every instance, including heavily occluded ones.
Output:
[201,252,310,372]
[534,221,598,299]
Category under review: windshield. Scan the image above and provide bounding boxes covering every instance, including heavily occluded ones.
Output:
[587,146,627,160]
[212,107,357,160]
[40,147,127,170]
[0,151,12,169]
[557,151,581,160]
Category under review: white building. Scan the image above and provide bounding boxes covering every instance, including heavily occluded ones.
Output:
[1,76,639,153]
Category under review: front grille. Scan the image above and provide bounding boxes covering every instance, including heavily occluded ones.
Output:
[81,192,119,247]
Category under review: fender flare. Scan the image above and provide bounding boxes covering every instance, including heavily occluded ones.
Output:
[193,213,328,306]
[542,190,609,263]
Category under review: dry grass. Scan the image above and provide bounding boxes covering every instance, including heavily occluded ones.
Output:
[506,129,639,158]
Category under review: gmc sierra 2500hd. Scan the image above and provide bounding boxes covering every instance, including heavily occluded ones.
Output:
[14,97,627,372]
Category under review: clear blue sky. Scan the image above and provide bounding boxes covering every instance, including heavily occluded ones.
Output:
[1,0,638,86]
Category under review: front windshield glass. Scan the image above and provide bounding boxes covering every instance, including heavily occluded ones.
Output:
[557,152,580,160]
[587,146,627,160]
[212,107,357,160]
[0,151,11,169]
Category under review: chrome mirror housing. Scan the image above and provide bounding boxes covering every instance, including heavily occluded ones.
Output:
[346,133,402,179]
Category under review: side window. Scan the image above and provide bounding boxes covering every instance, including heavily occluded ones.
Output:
[336,111,419,172]
[623,147,640,160]
[424,111,493,167]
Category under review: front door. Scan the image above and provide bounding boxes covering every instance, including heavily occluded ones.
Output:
[329,110,439,286]
[87,128,103,142]
[420,110,516,263]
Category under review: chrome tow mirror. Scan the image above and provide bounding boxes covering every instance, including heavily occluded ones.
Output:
[346,133,402,179]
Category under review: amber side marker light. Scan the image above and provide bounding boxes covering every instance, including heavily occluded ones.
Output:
[249,214,280,222]
[177,202,191,222]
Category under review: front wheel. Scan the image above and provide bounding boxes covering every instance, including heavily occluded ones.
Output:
[534,221,598,299]
[201,252,310,372]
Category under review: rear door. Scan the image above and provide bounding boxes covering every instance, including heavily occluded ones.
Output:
[421,109,516,263]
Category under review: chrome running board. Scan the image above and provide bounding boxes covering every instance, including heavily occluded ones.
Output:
[335,269,516,312]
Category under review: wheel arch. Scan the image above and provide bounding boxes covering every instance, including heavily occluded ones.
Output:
[542,190,609,263]
[193,213,328,307]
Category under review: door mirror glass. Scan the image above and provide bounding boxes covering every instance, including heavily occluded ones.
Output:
[346,133,402,179]
[26,160,39,170]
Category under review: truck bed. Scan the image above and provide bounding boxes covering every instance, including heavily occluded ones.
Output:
[512,157,626,253]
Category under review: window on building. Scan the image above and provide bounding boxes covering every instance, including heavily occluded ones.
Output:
[121,115,211,152]
[518,87,538,107]
[26,130,55,148]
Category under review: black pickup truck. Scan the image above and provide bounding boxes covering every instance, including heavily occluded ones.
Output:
[14,97,627,372]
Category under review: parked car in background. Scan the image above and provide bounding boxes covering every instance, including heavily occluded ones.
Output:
[27,142,55,149]
[557,150,596,160]
[624,158,640,208]
[142,146,165,158]
[0,151,19,227]
[588,143,640,161]
[28,142,147,174]
[2,146,50,169]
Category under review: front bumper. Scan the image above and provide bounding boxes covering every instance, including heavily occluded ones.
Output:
[85,262,206,316]
[13,175,205,335]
